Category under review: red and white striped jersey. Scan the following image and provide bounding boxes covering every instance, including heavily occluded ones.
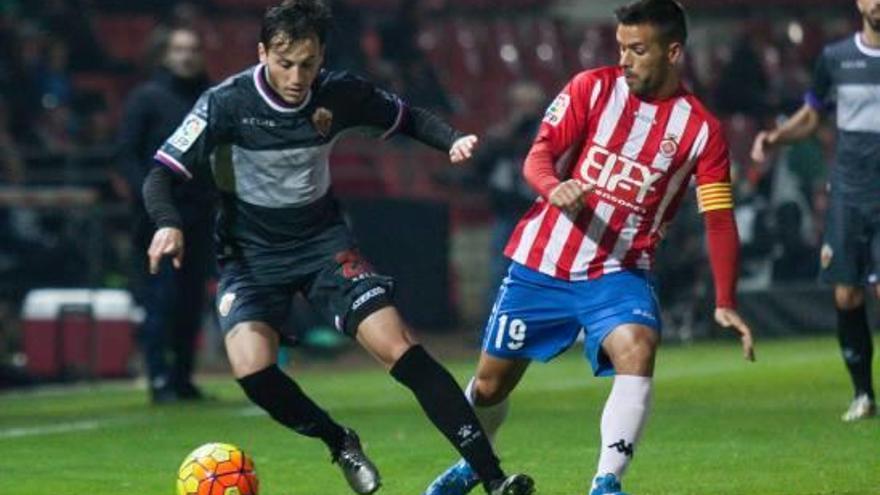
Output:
[505,66,734,281]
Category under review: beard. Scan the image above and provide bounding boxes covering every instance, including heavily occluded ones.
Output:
[867,13,880,33]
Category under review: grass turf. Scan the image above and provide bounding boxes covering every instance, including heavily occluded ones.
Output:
[1,337,878,495]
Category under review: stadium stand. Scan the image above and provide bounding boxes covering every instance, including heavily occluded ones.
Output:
[0,0,861,369]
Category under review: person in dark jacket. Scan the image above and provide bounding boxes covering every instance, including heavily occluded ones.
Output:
[117,24,213,403]
[473,82,546,313]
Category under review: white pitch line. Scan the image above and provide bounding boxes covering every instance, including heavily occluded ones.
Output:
[0,419,105,439]
[1,348,834,439]
[235,406,265,417]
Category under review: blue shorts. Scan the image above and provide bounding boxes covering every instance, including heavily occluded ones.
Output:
[482,262,662,376]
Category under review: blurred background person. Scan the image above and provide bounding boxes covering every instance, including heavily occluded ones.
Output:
[471,81,545,313]
[117,24,213,403]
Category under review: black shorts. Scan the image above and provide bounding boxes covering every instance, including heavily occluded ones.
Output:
[820,197,880,286]
[216,248,394,340]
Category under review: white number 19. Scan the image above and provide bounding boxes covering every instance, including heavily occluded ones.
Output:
[495,314,527,351]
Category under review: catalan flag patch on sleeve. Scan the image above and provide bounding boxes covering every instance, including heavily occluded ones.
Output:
[696,182,734,213]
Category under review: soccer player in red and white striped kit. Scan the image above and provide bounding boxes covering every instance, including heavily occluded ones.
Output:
[425,1,756,494]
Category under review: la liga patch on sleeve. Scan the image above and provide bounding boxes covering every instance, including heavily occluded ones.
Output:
[168,114,208,153]
[543,93,570,126]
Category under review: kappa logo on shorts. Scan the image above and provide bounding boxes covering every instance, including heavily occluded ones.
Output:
[218,292,236,317]
[632,308,657,321]
[351,287,386,311]
[820,243,833,269]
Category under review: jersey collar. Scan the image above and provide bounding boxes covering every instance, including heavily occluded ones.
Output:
[855,32,880,58]
[254,64,313,113]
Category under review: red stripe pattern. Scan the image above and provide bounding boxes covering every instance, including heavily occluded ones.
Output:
[505,66,734,281]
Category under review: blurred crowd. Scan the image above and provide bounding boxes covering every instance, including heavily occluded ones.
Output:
[0,0,861,343]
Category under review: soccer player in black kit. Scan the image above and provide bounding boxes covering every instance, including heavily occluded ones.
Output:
[752,0,880,421]
[141,1,534,494]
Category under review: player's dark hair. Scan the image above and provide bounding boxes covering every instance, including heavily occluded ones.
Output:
[615,0,688,45]
[261,0,332,48]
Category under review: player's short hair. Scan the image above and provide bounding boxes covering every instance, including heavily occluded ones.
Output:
[261,0,332,48]
[615,0,688,45]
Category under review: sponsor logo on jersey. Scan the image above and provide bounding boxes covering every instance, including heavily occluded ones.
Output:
[218,292,236,317]
[543,93,571,126]
[169,114,207,153]
[841,60,868,70]
[241,117,278,127]
[579,143,665,212]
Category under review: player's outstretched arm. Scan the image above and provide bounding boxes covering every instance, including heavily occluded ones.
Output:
[750,103,820,163]
[703,208,756,362]
[142,166,185,273]
[398,106,478,163]
[698,117,756,361]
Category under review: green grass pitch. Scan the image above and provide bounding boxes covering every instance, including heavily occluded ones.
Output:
[2,337,878,495]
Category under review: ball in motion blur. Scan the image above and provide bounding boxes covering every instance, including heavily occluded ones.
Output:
[177,442,259,495]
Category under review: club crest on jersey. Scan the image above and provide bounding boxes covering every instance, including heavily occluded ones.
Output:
[820,244,833,269]
[659,134,679,158]
[312,107,333,137]
[169,114,207,153]
[218,292,236,317]
[543,94,570,126]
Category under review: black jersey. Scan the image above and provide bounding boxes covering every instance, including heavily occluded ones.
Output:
[807,33,880,207]
[153,65,409,281]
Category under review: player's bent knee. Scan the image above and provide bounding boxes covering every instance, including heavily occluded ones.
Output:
[225,322,280,379]
[357,306,417,368]
[472,376,511,407]
[604,325,659,375]
[380,340,416,369]
[834,286,865,309]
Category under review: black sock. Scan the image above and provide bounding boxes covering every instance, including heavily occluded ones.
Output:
[237,366,347,454]
[836,305,875,400]
[390,345,505,487]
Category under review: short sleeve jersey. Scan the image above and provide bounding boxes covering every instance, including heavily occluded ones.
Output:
[806,33,880,206]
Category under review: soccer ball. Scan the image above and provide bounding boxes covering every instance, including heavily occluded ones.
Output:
[177,442,259,495]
